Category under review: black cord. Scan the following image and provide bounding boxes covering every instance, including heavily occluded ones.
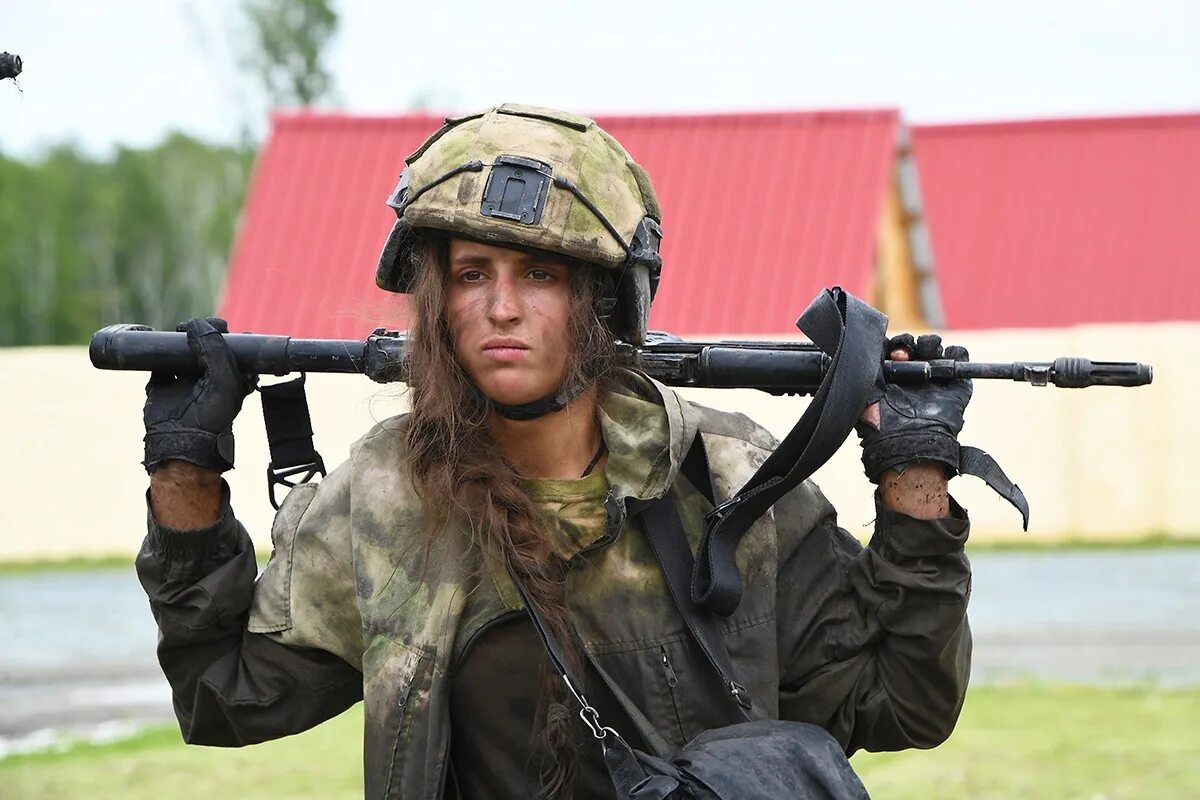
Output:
[580,439,607,478]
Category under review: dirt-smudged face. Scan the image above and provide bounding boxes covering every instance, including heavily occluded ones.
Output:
[445,238,573,406]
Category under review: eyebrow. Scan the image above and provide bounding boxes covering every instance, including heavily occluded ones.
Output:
[450,253,492,267]
[450,251,563,268]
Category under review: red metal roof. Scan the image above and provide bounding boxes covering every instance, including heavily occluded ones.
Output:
[913,113,1200,329]
[219,109,899,338]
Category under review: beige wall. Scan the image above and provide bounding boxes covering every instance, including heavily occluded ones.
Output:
[2,323,1193,562]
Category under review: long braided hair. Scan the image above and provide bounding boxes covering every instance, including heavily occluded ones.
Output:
[402,235,616,797]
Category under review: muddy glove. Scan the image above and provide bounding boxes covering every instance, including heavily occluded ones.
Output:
[855,333,971,480]
[142,317,256,474]
[856,333,1029,528]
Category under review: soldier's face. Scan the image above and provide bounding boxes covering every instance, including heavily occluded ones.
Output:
[445,238,573,407]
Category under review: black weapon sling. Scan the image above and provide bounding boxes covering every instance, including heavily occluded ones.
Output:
[686,287,1026,617]
[690,287,888,616]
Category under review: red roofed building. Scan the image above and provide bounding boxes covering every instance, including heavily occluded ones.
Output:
[219,109,940,338]
[912,113,1200,329]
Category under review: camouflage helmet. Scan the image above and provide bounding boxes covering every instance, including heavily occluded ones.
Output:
[376,103,663,344]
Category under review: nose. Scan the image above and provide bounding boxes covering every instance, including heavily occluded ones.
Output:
[486,272,523,325]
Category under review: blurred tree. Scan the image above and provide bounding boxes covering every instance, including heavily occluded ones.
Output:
[0,146,102,345]
[239,0,339,108]
[0,137,253,345]
[0,1,344,346]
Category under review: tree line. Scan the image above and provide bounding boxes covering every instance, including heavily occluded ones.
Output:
[0,0,339,346]
[0,136,254,345]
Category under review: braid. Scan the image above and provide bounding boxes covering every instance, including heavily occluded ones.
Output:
[403,236,616,798]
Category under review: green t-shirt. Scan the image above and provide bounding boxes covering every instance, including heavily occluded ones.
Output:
[524,469,612,559]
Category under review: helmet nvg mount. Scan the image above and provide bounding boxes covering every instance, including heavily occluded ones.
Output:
[376,103,663,348]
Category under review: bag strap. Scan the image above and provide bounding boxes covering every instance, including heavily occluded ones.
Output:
[506,564,673,760]
[506,571,619,739]
[693,287,887,616]
[510,483,760,756]
[637,492,756,720]
[511,480,778,793]
[507,572,666,794]
[509,494,749,796]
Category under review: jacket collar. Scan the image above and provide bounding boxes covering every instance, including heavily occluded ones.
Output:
[489,369,699,595]
[598,369,698,503]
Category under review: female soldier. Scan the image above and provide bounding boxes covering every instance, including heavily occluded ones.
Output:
[137,105,973,799]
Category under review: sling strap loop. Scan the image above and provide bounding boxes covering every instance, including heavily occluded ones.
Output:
[692,288,888,616]
[259,374,326,509]
[960,445,1030,529]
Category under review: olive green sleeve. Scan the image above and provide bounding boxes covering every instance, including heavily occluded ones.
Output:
[246,463,365,668]
[135,467,363,747]
[773,480,971,754]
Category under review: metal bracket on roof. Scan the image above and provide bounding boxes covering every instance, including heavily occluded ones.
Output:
[480,155,553,225]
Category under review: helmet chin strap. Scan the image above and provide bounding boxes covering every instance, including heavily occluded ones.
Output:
[488,380,590,421]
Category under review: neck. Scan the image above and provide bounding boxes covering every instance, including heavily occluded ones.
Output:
[489,385,604,479]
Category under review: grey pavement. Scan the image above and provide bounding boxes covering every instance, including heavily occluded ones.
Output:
[2,549,1198,758]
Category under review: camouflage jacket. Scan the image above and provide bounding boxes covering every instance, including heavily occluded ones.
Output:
[137,370,972,799]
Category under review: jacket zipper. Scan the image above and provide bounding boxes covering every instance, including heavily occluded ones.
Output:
[660,646,688,744]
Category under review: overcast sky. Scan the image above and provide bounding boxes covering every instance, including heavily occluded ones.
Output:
[3,0,1198,158]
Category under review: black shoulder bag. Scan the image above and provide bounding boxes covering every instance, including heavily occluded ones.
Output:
[511,492,871,799]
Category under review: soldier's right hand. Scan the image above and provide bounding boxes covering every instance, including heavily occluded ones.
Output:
[142,317,256,474]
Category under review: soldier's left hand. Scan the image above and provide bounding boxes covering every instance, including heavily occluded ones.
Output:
[856,333,973,482]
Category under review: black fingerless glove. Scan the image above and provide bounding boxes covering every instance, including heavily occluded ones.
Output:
[856,333,1030,529]
[855,333,972,481]
[142,317,256,474]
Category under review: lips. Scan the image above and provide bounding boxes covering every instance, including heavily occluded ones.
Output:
[481,338,530,362]
[482,338,529,351]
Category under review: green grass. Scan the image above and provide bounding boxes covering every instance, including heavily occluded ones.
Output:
[851,684,1200,799]
[965,532,1200,552]
[0,714,364,799]
[2,684,1197,799]
[0,555,136,575]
